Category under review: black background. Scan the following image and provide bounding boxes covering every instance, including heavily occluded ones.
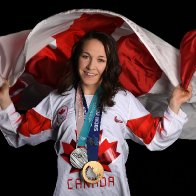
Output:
[0,1,195,195]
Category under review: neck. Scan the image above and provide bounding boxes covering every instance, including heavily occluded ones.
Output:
[81,84,99,95]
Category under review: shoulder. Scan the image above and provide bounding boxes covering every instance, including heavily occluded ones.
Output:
[102,90,138,121]
[49,88,76,102]
[110,90,134,112]
[112,89,148,119]
[113,89,145,112]
[113,89,136,102]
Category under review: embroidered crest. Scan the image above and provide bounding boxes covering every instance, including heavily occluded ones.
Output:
[56,105,68,126]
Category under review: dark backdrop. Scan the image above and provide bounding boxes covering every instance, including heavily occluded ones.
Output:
[0,1,195,195]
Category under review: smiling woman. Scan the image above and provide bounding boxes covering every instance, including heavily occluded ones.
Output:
[78,39,107,95]
[0,29,192,196]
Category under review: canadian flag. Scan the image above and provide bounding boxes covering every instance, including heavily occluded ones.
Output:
[0,9,195,138]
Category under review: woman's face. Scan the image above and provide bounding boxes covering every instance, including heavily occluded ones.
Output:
[78,38,107,94]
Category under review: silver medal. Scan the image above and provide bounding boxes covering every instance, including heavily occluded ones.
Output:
[70,148,88,169]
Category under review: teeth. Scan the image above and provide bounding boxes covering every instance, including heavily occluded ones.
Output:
[85,72,95,76]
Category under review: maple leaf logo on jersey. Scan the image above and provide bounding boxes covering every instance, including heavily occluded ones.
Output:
[98,139,120,172]
[60,130,120,173]
[61,138,80,173]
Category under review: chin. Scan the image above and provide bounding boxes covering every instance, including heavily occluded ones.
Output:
[83,79,98,85]
[84,82,98,86]
[82,77,102,87]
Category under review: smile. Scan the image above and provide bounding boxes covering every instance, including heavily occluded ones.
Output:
[84,71,97,77]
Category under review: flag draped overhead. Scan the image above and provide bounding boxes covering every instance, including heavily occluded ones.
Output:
[0,9,195,139]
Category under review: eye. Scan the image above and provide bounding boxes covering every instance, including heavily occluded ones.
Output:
[98,58,106,63]
[81,54,89,59]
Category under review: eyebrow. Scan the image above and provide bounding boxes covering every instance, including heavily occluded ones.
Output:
[81,52,106,59]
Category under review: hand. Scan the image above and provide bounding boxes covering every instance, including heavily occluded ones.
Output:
[169,84,192,114]
[0,79,12,110]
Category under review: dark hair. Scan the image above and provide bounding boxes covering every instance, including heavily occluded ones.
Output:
[58,30,123,110]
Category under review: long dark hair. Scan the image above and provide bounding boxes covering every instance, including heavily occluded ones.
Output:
[58,30,123,110]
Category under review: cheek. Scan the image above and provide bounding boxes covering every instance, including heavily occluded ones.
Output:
[98,65,107,75]
[78,62,84,76]
[78,60,84,68]
[78,62,86,72]
[78,57,87,67]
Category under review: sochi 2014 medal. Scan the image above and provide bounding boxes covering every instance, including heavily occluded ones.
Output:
[82,161,104,184]
[70,148,88,169]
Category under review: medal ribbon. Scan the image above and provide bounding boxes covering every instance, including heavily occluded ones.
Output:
[76,87,84,134]
[86,109,102,161]
[81,90,102,161]
[77,85,102,158]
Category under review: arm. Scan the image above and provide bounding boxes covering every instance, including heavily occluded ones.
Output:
[126,84,192,151]
[169,84,192,114]
[0,80,54,147]
[0,80,12,110]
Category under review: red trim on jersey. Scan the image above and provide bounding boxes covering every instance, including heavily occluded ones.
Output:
[18,109,51,137]
[15,116,23,124]
[126,114,161,144]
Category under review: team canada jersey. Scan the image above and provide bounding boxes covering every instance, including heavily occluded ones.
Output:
[0,88,187,196]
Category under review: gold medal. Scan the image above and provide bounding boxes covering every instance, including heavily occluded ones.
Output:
[82,161,104,184]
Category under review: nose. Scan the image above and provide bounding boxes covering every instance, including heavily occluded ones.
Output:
[86,58,95,70]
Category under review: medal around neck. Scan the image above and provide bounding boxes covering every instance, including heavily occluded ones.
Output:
[70,148,88,169]
[82,161,104,184]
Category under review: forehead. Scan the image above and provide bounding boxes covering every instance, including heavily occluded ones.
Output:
[82,39,106,56]
[83,38,104,49]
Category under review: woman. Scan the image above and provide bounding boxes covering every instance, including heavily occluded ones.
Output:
[0,30,192,196]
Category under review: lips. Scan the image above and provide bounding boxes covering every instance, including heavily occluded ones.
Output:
[84,71,97,77]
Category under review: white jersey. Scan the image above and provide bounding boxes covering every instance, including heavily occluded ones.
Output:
[0,88,187,196]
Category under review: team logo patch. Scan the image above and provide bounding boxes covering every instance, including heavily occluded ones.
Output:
[56,105,68,126]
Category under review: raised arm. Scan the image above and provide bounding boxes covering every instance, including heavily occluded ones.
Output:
[169,84,192,114]
[125,84,192,150]
[0,79,12,110]
[0,79,54,147]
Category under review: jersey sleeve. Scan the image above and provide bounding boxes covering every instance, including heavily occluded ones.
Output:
[0,93,54,147]
[124,92,188,151]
